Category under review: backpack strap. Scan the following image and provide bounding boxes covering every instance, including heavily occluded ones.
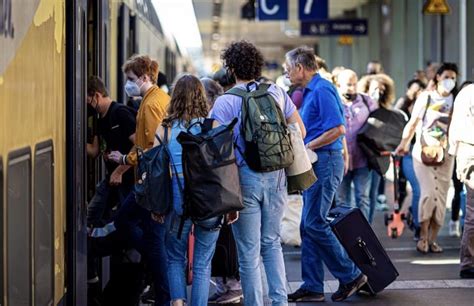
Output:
[202,118,214,133]
[225,87,249,98]
[360,94,370,111]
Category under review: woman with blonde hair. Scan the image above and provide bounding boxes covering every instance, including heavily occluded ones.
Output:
[156,74,238,306]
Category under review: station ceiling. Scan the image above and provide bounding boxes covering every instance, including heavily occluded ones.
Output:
[194,0,368,68]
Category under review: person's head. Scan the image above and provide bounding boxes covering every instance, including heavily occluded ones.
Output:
[335,69,358,102]
[433,62,458,96]
[406,79,426,100]
[331,66,345,85]
[200,77,224,109]
[221,40,264,82]
[162,74,209,126]
[87,75,110,114]
[425,62,440,81]
[413,70,428,85]
[367,60,383,75]
[213,68,236,91]
[368,74,395,108]
[284,46,319,87]
[122,55,159,97]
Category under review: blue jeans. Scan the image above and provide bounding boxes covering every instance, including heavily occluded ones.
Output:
[402,154,421,227]
[165,214,221,305]
[337,166,371,220]
[233,165,287,306]
[114,193,170,306]
[368,171,382,223]
[87,178,131,227]
[300,151,361,293]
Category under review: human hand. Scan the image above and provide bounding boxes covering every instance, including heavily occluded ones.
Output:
[109,168,123,186]
[151,212,165,223]
[108,151,123,164]
[226,211,239,225]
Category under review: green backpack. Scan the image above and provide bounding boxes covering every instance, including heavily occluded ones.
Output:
[226,82,294,172]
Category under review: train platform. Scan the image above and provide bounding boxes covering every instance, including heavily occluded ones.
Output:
[203,180,473,306]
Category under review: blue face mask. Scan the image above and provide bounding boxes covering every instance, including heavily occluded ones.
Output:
[124,79,142,97]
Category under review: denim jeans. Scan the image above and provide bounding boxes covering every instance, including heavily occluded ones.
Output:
[368,171,382,224]
[87,178,132,227]
[300,151,361,293]
[165,214,221,305]
[114,193,170,306]
[337,166,371,220]
[233,165,287,306]
[402,154,421,227]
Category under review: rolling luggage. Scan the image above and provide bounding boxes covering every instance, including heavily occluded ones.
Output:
[328,206,399,294]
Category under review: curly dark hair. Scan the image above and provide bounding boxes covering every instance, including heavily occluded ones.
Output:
[162,74,209,127]
[221,40,264,81]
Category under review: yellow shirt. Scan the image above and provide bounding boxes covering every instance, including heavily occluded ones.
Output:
[126,85,170,165]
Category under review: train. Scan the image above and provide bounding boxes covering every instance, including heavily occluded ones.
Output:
[0,0,188,305]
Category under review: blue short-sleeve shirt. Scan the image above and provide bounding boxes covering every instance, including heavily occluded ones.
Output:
[300,74,345,151]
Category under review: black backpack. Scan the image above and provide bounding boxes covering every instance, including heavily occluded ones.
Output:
[357,95,408,175]
[134,128,172,214]
[176,118,243,226]
[226,82,294,172]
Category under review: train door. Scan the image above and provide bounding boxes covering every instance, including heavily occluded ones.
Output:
[86,0,111,295]
[66,0,88,305]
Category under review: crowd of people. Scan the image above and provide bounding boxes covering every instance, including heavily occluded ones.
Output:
[85,41,474,305]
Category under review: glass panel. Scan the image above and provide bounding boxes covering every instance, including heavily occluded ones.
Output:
[34,141,54,306]
[7,148,31,306]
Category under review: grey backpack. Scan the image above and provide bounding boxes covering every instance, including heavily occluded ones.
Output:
[226,82,294,172]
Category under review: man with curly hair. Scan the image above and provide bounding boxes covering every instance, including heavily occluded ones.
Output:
[211,40,305,306]
[285,46,367,303]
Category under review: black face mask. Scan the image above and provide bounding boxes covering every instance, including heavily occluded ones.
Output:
[343,93,357,101]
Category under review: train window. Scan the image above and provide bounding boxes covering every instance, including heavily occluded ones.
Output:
[0,156,3,304]
[34,141,54,306]
[7,148,32,306]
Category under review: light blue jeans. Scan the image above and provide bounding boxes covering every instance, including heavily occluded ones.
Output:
[300,151,361,293]
[165,213,222,306]
[402,154,421,227]
[233,165,288,306]
[337,166,371,220]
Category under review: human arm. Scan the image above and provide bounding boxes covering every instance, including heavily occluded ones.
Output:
[87,136,99,158]
[306,125,346,151]
[394,94,427,155]
[342,136,349,175]
[109,165,132,186]
[286,110,306,139]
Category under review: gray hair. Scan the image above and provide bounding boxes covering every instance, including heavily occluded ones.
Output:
[285,46,318,71]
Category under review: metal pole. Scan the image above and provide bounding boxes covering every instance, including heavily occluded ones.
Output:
[460,0,467,83]
[418,0,423,68]
[440,14,445,62]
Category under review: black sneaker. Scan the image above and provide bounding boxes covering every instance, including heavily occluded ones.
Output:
[413,226,421,241]
[331,274,368,302]
[288,288,325,302]
[460,268,474,279]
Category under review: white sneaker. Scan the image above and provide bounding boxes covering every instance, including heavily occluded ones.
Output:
[449,220,461,237]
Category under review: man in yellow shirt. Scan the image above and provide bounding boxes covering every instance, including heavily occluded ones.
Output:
[108,55,170,305]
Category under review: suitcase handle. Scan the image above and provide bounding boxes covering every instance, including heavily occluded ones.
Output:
[357,237,377,267]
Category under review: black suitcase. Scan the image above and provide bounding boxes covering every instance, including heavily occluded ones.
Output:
[211,223,239,278]
[328,206,399,294]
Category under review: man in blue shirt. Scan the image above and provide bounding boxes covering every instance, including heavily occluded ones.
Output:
[285,47,367,302]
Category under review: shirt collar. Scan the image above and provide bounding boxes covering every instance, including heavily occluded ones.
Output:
[305,73,322,91]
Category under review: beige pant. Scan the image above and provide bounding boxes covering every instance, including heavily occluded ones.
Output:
[413,154,454,226]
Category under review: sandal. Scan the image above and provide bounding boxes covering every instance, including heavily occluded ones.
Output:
[429,242,443,253]
[416,239,429,254]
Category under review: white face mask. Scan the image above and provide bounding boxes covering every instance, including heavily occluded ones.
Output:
[370,88,380,102]
[124,79,142,97]
[440,78,456,93]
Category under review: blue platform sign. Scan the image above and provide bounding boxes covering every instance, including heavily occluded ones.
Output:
[258,0,288,21]
[299,0,328,21]
[301,19,368,36]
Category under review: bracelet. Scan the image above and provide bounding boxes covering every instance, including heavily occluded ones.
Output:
[122,154,127,165]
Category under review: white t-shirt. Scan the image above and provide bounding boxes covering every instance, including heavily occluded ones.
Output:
[411,90,453,161]
[449,84,474,155]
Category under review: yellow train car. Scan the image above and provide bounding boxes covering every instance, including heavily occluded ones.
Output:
[1,0,185,305]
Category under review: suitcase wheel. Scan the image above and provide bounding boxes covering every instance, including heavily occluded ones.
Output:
[391,227,398,239]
